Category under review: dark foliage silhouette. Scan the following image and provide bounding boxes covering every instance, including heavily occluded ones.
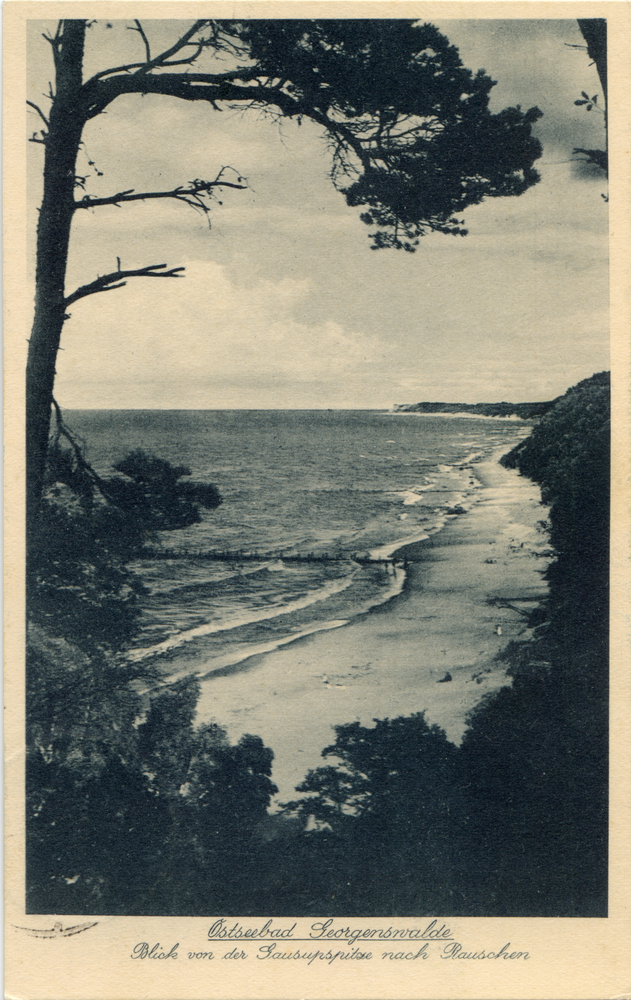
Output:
[27,18,543,511]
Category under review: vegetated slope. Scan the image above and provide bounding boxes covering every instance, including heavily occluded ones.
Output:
[501,369,610,648]
[263,372,610,917]
[457,370,610,915]
[26,448,279,915]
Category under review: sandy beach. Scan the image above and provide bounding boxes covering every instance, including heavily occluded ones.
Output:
[184,448,550,805]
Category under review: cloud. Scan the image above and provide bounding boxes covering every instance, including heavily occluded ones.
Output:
[56,260,392,407]
[30,18,609,411]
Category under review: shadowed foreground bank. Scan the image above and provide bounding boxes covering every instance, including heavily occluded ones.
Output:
[26,374,608,917]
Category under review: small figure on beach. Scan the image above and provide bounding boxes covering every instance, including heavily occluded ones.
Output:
[494,624,503,635]
[438,671,452,683]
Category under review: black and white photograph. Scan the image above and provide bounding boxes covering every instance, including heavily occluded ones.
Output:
[6,3,629,997]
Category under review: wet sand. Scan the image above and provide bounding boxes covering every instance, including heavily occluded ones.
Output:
[191,450,551,805]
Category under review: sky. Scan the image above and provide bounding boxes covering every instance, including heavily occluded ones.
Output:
[27,17,609,408]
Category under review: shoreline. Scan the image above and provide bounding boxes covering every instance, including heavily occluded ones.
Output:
[189,448,550,804]
[129,451,495,679]
[388,411,529,421]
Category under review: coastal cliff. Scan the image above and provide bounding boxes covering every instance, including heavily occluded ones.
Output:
[456,370,610,915]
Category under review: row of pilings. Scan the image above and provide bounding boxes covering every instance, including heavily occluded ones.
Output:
[138,546,406,571]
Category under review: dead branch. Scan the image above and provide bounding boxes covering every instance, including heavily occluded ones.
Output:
[74,172,247,214]
[87,63,260,84]
[27,101,50,128]
[51,396,110,496]
[86,60,151,80]
[130,20,151,63]
[84,20,211,84]
[573,147,608,173]
[81,73,371,169]
[64,262,185,308]
[135,19,210,76]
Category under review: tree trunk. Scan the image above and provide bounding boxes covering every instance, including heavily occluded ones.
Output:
[577,19,607,105]
[26,20,87,517]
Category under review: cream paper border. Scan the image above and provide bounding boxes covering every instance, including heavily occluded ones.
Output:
[5,3,630,998]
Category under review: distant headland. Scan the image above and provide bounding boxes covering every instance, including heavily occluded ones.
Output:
[392,399,559,420]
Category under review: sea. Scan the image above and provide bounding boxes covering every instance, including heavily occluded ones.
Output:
[66,409,530,677]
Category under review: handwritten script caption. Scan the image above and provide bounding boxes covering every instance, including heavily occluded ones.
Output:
[131,919,530,964]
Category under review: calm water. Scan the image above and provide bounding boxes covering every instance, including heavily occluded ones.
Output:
[67,409,529,673]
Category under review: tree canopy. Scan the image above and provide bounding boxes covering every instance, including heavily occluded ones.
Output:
[48,18,544,249]
[27,18,543,511]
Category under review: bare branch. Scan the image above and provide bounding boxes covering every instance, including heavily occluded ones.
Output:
[42,30,60,69]
[573,147,608,174]
[130,20,151,63]
[26,101,50,128]
[76,188,133,208]
[74,171,247,226]
[51,397,107,489]
[135,19,211,75]
[80,73,371,169]
[86,60,151,80]
[158,41,210,68]
[64,262,185,308]
[87,62,260,84]
[83,20,213,85]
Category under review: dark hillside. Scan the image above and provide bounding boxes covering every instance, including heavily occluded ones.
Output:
[459,371,610,914]
[501,370,610,651]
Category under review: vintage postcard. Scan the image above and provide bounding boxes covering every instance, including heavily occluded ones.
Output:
[5,2,630,998]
